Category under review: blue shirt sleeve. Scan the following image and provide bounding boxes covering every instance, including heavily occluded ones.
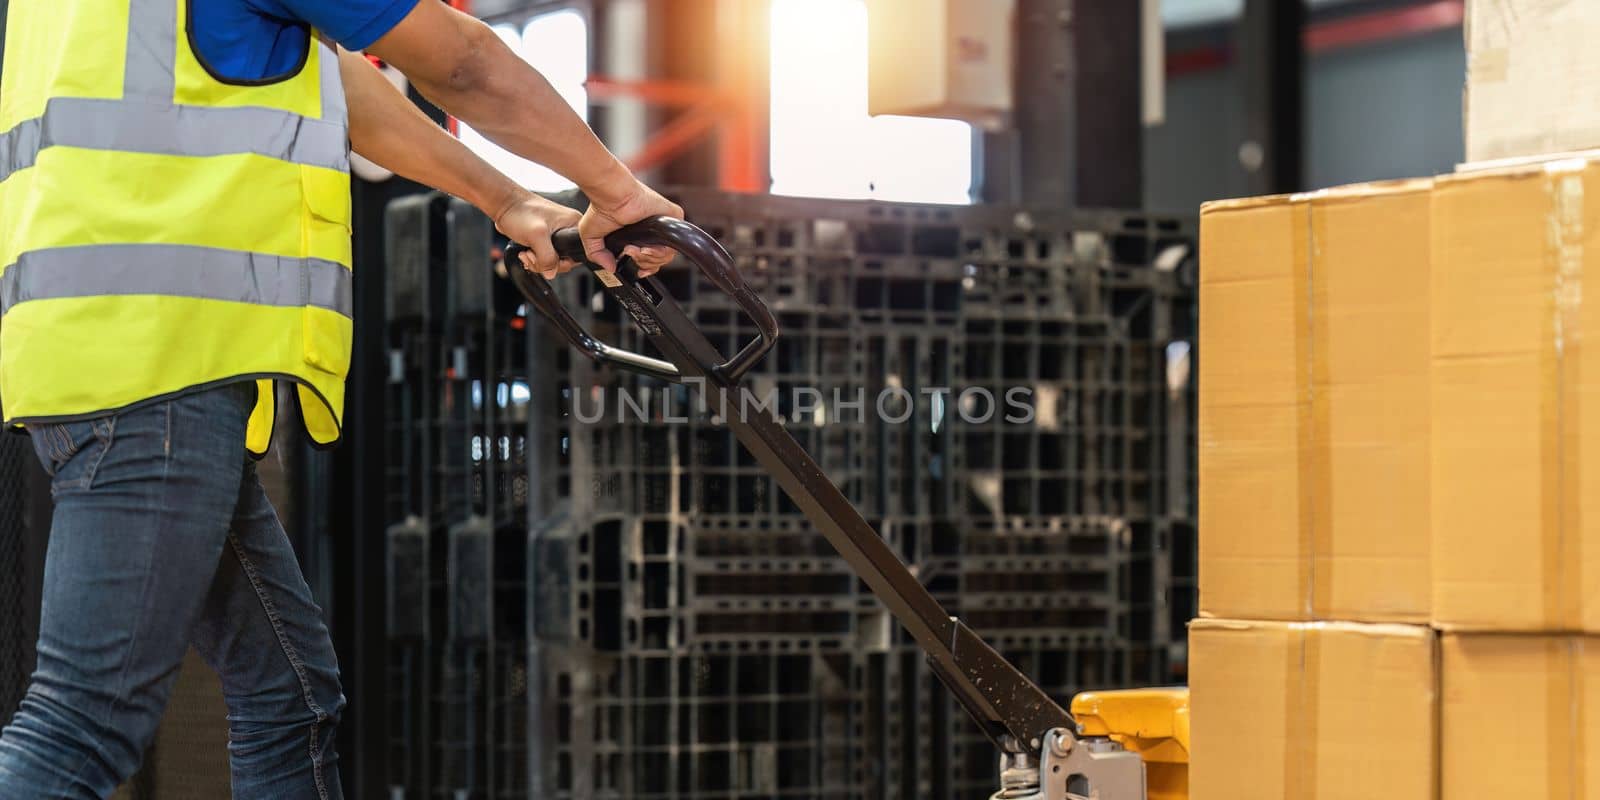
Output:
[251,0,423,51]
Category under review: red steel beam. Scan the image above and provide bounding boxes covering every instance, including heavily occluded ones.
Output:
[1168,0,1464,78]
[621,100,726,175]
[717,103,764,194]
[711,0,771,194]
[582,76,767,191]
[1166,45,1232,77]
[439,1,763,188]
[1305,0,1463,54]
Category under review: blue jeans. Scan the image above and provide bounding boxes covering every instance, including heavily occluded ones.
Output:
[0,383,345,799]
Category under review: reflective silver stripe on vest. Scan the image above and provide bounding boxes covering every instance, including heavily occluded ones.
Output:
[0,0,349,183]
[0,98,349,181]
[0,245,352,317]
[318,41,348,122]
[125,0,178,98]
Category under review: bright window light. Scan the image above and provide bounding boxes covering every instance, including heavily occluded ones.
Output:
[769,0,973,204]
[459,10,589,193]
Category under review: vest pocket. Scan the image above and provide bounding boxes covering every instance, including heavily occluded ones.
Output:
[302,306,352,375]
[301,165,352,233]
[298,165,353,376]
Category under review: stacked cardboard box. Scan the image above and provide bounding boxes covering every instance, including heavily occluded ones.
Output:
[1466,0,1600,164]
[1188,619,1437,799]
[1194,161,1600,798]
[1195,179,1438,799]
[1199,180,1433,624]
[1432,160,1600,799]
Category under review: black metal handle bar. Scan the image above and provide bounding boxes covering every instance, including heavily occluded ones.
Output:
[503,216,779,383]
[500,216,1074,757]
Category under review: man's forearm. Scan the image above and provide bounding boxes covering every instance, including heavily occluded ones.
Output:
[367,8,636,206]
[338,48,527,219]
[364,2,683,275]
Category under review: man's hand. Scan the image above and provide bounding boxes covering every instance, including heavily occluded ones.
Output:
[493,192,583,279]
[580,177,685,277]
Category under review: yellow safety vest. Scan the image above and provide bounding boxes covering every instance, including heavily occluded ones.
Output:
[0,0,354,455]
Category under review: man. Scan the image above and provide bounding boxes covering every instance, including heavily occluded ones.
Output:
[0,0,682,797]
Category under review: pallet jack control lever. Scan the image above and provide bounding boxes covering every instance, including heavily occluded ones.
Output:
[505,219,1154,800]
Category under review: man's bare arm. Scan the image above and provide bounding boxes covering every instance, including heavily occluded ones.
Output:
[339,48,579,274]
[365,3,682,273]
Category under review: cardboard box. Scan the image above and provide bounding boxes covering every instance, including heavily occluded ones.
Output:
[1466,0,1600,162]
[1440,634,1600,799]
[1199,180,1432,622]
[1198,194,1310,620]
[1431,161,1600,631]
[1309,183,1433,621]
[1189,619,1438,800]
[866,0,1014,127]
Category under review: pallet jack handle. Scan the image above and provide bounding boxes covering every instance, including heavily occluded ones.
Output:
[505,217,778,383]
[503,219,1078,761]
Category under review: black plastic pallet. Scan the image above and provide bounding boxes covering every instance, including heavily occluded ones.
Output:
[0,432,35,723]
[383,195,541,800]
[534,647,873,800]
[531,513,901,656]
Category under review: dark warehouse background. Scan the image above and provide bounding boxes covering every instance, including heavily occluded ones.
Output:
[0,1,1473,798]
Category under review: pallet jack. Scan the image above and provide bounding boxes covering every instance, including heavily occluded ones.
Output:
[505,218,1190,800]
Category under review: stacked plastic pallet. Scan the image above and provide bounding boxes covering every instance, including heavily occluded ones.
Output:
[0,431,34,723]
[383,193,535,800]
[526,189,1196,799]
